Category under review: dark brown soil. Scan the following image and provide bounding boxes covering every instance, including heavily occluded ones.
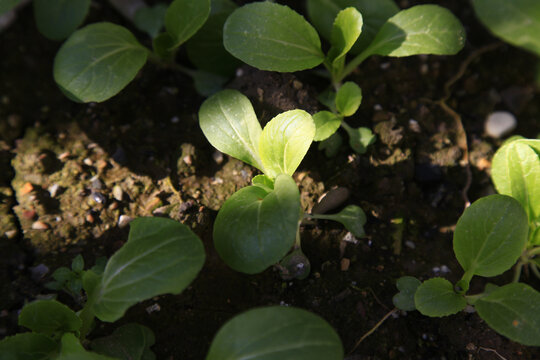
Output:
[1,1,540,359]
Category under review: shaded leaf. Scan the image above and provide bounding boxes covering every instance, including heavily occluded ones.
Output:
[57,333,115,360]
[343,125,375,154]
[319,132,343,157]
[134,3,167,39]
[0,0,21,15]
[313,111,342,141]
[91,323,156,360]
[165,0,210,48]
[33,0,90,41]
[393,276,421,311]
[19,300,81,336]
[0,333,57,360]
[192,70,228,97]
[313,205,366,237]
[335,81,362,117]
[415,278,466,317]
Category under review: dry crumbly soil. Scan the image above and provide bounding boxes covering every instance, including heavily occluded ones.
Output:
[1,1,540,359]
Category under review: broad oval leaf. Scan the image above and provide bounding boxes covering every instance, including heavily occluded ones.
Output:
[213,174,300,274]
[134,3,167,39]
[472,0,540,57]
[33,0,90,41]
[0,333,57,360]
[476,283,540,346]
[206,306,343,360]
[362,5,465,59]
[19,300,81,336]
[93,217,205,322]
[415,278,467,317]
[327,7,363,70]
[313,111,342,141]
[307,0,399,54]
[165,0,210,48]
[491,139,540,223]
[319,132,343,157]
[393,276,421,311]
[58,333,115,360]
[335,81,362,117]
[223,2,325,72]
[199,89,263,170]
[453,195,529,277]
[91,323,156,360]
[259,110,316,179]
[343,125,376,154]
[314,205,366,237]
[54,22,149,103]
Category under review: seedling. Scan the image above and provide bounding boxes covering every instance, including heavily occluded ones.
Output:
[393,139,540,346]
[199,89,367,275]
[51,0,239,102]
[0,217,206,359]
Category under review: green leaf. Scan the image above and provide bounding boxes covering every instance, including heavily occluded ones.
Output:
[0,0,21,15]
[213,174,300,274]
[491,139,540,223]
[54,22,149,103]
[199,89,263,170]
[206,306,343,360]
[33,0,90,41]
[343,125,375,154]
[192,70,228,97]
[335,82,362,117]
[312,205,367,237]
[307,0,399,54]
[453,195,529,277]
[361,5,465,59]
[223,2,325,72]
[313,111,342,141]
[18,300,82,336]
[415,278,467,317]
[92,217,205,322]
[326,7,363,72]
[186,0,240,76]
[91,323,156,360]
[252,174,274,193]
[472,0,540,56]
[317,88,337,112]
[319,132,343,157]
[51,267,72,283]
[165,0,210,48]
[152,32,176,60]
[393,276,421,311]
[57,333,115,360]
[134,3,167,39]
[0,333,57,360]
[71,254,84,273]
[259,110,316,179]
[476,283,540,346]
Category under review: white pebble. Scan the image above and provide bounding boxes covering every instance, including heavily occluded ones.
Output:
[485,111,517,138]
[48,184,60,197]
[118,215,133,228]
[405,240,416,249]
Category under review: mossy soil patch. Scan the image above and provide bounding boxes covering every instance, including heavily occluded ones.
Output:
[1,1,540,359]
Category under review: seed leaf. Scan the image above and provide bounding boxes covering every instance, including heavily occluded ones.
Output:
[343,126,375,154]
[415,278,466,317]
[453,195,529,277]
[313,111,342,141]
[54,22,148,103]
[319,205,367,238]
[58,333,116,360]
[259,110,316,179]
[19,300,82,336]
[476,283,540,346]
[91,323,156,360]
[213,174,300,274]
[199,90,263,170]
[206,306,343,360]
[134,3,167,39]
[34,0,90,41]
[326,7,363,71]
[165,0,210,48]
[92,217,205,322]
[0,333,57,359]
[223,2,325,72]
[336,81,362,117]
[393,276,421,311]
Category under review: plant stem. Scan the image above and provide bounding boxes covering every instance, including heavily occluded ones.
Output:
[513,261,524,283]
[530,262,540,280]
[526,246,540,257]
[147,52,196,78]
[294,225,302,250]
[335,50,371,84]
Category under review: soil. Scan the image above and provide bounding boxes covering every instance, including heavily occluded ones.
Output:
[1,1,540,359]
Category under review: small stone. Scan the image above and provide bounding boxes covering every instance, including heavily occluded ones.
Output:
[170,116,180,124]
[212,151,224,165]
[405,240,416,249]
[83,158,93,166]
[5,230,17,239]
[91,192,107,204]
[32,221,49,230]
[86,213,95,223]
[485,111,517,138]
[22,210,36,220]
[96,159,108,171]
[58,152,70,160]
[408,119,421,133]
[341,258,350,271]
[183,155,192,165]
[374,104,383,111]
[109,201,119,210]
[420,63,429,75]
[20,182,33,195]
[312,187,350,214]
[380,62,391,69]
[112,185,123,201]
[90,177,102,190]
[30,264,49,281]
[48,184,60,197]
[118,215,133,228]
[145,303,160,314]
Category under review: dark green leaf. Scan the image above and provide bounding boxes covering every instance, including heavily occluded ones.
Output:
[362,5,465,59]
[152,32,176,60]
[252,174,274,193]
[223,2,325,72]
[319,132,343,157]
[393,276,421,311]
[326,7,363,72]
[259,110,316,179]
[0,333,57,360]
[317,88,337,112]
[0,0,21,15]
[472,0,540,56]
[92,217,205,322]
[476,283,540,346]
[192,70,228,97]
[57,333,115,360]
[54,23,149,103]
[453,195,529,277]
[279,248,311,280]
[213,174,300,274]
[91,323,156,360]
[134,3,167,39]
[313,205,366,237]
[343,125,375,154]
[33,0,90,41]
[51,267,72,283]
[313,111,342,141]
[206,306,343,360]
[199,90,263,170]
[335,82,362,117]
[18,300,82,336]
[71,254,84,273]
[165,0,210,48]
[415,278,466,317]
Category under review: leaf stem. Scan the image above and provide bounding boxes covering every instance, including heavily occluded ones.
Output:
[335,50,371,84]
[513,261,524,283]
[530,262,540,280]
[147,52,196,78]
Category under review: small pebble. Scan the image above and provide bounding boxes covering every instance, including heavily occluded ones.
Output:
[96,159,108,171]
[118,215,133,228]
[90,177,102,190]
[22,210,36,220]
[485,111,517,138]
[408,119,421,133]
[405,240,416,249]
[83,158,93,166]
[112,185,123,201]
[58,152,70,160]
[183,155,192,165]
[32,221,49,230]
[380,62,391,69]
[212,151,224,165]
[342,232,358,244]
[86,213,95,223]
[374,104,383,111]
[5,230,18,239]
[48,184,60,197]
[341,258,350,271]
[145,303,161,314]
[20,182,33,195]
[312,187,350,214]
[91,192,106,204]
[30,264,49,281]
[170,116,180,124]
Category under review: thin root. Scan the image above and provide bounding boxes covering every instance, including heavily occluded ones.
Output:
[348,308,397,354]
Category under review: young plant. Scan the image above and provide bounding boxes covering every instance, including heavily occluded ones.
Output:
[199,89,366,275]
[222,1,465,154]
[0,217,206,359]
[53,0,239,102]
